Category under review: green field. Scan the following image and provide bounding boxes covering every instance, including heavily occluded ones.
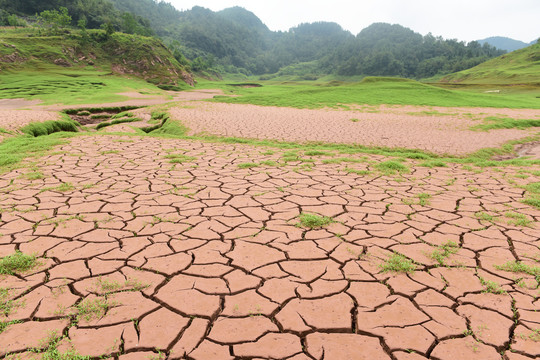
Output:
[0,69,171,105]
[201,77,540,109]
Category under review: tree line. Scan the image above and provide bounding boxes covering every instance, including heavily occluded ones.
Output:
[1,0,507,79]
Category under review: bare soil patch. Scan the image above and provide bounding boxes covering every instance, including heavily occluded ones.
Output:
[169,102,540,155]
[0,134,539,359]
[0,109,60,132]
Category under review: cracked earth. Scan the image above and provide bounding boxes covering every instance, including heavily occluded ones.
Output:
[0,132,539,359]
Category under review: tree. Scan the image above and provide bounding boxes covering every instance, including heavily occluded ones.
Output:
[38,6,71,34]
[101,21,115,39]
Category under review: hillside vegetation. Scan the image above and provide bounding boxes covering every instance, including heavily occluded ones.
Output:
[3,0,506,80]
[0,27,193,105]
[440,42,540,84]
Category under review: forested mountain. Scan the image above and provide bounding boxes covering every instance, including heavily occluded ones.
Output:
[1,0,508,79]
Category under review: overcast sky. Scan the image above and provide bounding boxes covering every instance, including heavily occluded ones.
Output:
[167,0,539,43]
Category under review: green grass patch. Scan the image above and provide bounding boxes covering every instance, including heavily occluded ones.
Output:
[297,213,334,229]
[523,195,540,209]
[21,119,79,137]
[166,154,196,164]
[24,171,45,180]
[375,160,410,174]
[237,162,259,169]
[207,77,540,109]
[419,160,448,168]
[0,251,39,275]
[473,117,540,130]
[379,253,417,274]
[0,133,71,172]
[495,261,540,280]
[504,211,533,227]
[304,150,333,156]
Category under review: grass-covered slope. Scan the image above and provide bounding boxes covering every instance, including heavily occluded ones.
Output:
[0,28,194,105]
[208,77,540,109]
[0,28,193,86]
[440,42,540,84]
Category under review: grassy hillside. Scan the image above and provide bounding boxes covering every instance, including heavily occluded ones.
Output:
[440,42,540,84]
[0,27,193,104]
[206,77,540,109]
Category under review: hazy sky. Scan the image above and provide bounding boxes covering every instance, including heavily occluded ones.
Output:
[167,0,539,43]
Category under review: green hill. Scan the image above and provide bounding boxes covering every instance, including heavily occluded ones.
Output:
[440,42,540,84]
[0,28,193,86]
[0,27,194,105]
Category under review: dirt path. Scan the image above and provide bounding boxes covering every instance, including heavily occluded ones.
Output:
[1,135,539,359]
[170,102,540,156]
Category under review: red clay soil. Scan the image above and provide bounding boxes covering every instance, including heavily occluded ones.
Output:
[169,102,540,156]
[1,135,539,359]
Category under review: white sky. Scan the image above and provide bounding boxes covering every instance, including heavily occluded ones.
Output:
[167,0,539,43]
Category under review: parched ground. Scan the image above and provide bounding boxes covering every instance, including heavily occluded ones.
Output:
[169,102,540,155]
[1,135,539,359]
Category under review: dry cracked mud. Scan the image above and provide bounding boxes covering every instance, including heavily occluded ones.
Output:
[1,134,539,359]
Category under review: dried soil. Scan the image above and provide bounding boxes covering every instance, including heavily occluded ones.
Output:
[1,135,539,359]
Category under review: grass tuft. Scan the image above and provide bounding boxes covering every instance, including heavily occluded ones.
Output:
[375,160,409,174]
[21,120,78,137]
[379,253,417,274]
[297,213,334,229]
[0,251,39,275]
[238,162,259,169]
[430,241,459,266]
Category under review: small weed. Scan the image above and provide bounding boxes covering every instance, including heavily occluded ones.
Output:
[350,118,360,122]
[297,213,334,229]
[304,150,332,156]
[165,154,196,164]
[24,171,45,180]
[495,261,540,281]
[0,288,21,317]
[0,320,21,334]
[100,150,119,155]
[479,277,506,294]
[430,241,459,266]
[259,160,277,166]
[0,251,39,275]
[475,211,495,222]
[94,277,148,294]
[445,177,457,186]
[344,167,371,175]
[402,193,431,206]
[504,211,532,227]
[379,253,416,274]
[238,162,259,169]
[76,297,114,323]
[33,331,90,359]
[41,182,75,193]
